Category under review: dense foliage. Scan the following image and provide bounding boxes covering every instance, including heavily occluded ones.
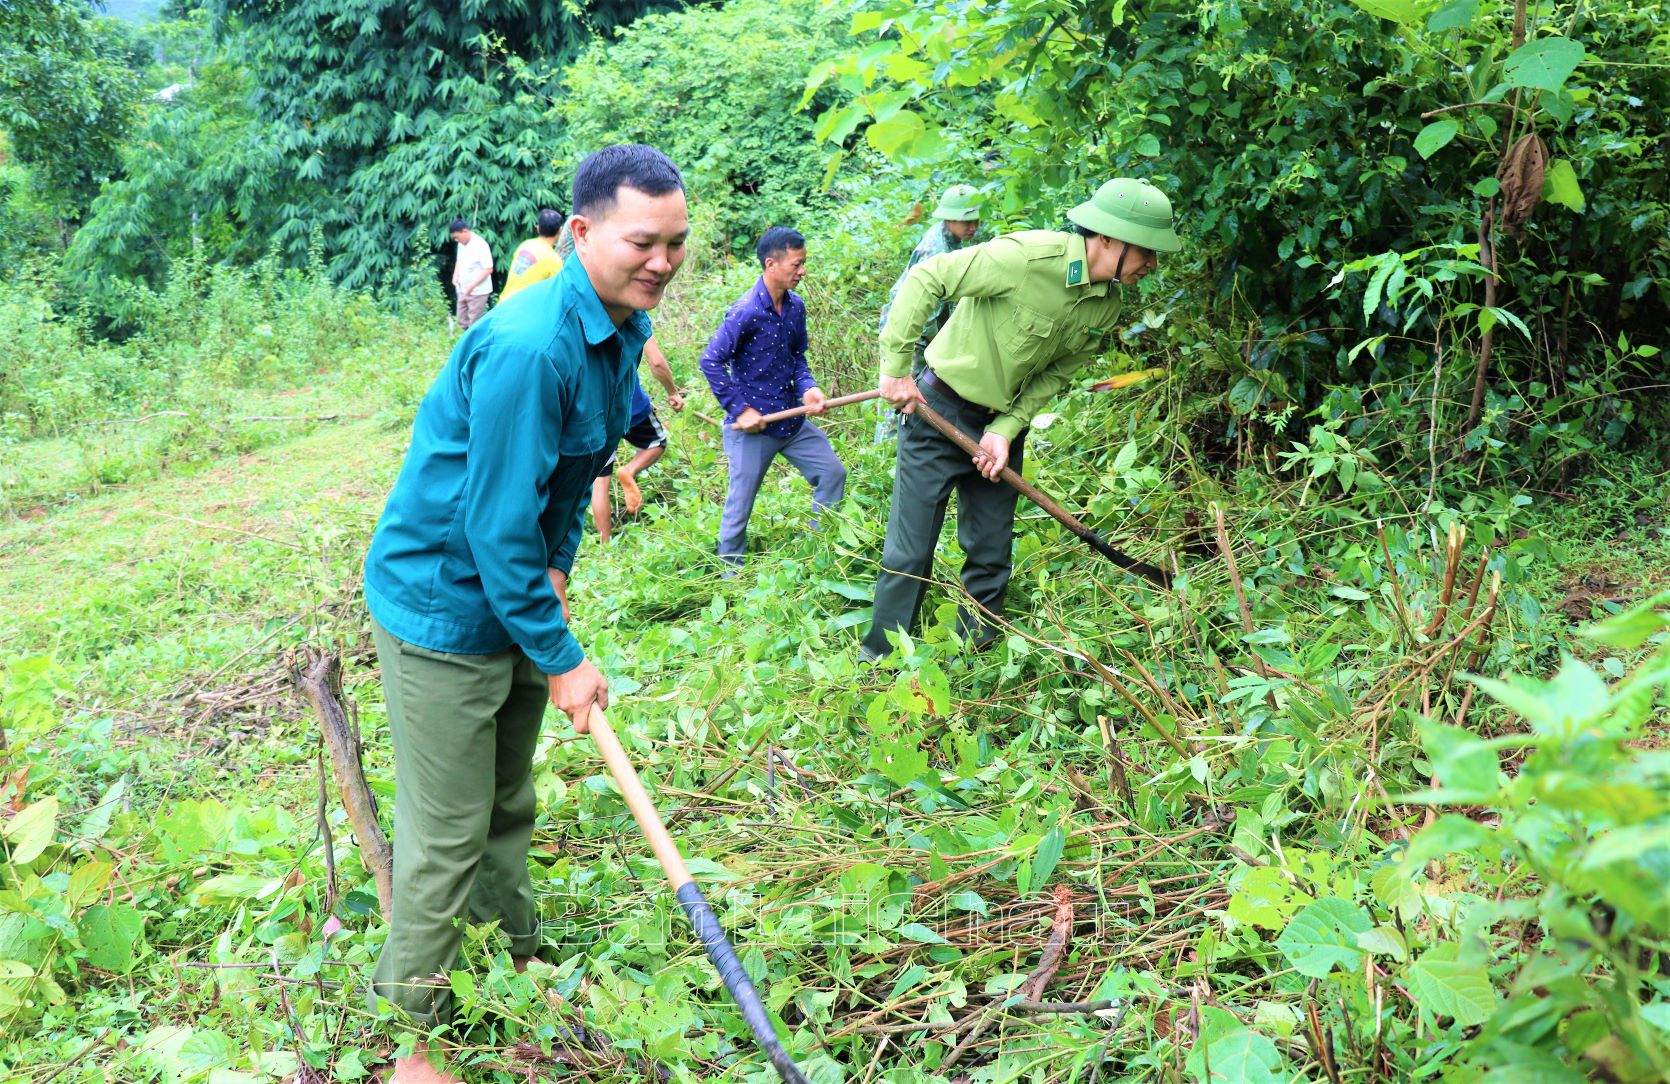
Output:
[812,0,1670,472]
[556,0,850,255]
[215,0,674,291]
[0,0,141,213]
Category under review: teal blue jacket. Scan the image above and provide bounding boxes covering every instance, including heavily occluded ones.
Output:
[364,256,648,675]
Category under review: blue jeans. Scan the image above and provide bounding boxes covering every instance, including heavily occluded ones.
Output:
[718,422,846,562]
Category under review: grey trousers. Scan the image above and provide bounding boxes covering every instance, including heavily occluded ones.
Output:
[718,421,846,561]
[864,379,1026,656]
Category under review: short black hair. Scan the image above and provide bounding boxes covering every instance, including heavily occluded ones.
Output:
[756,226,806,267]
[571,144,683,219]
[448,218,470,233]
[536,208,564,237]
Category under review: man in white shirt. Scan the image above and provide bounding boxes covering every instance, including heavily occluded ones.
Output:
[448,218,494,330]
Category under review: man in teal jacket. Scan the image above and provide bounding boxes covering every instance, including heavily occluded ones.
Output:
[362,144,688,1084]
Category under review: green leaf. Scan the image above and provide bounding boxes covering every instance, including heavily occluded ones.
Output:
[1276,898,1372,978]
[178,1029,237,1069]
[818,578,871,602]
[1357,925,1409,962]
[1403,814,1494,868]
[1414,119,1459,159]
[1502,37,1586,92]
[1228,867,1307,930]
[1350,0,1418,22]
[191,874,278,905]
[1418,720,1500,798]
[80,904,145,972]
[4,796,58,865]
[1427,0,1478,31]
[872,737,929,786]
[864,110,926,159]
[1134,133,1162,157]
[1407,947,1497,1025]
[67,860,114,910]
[1541,159,1584,212]
[1204,1026,1287,1083]
[1027,826,1068,891]
[897,922,950,945]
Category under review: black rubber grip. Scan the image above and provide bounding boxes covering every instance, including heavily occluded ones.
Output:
[676,882,810,1084]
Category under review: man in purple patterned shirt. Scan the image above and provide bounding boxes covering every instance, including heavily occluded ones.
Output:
[700,227,846,565]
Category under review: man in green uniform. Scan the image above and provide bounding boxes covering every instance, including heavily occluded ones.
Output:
[862,178,1181,660]
[873,184,984,441]
[881,184,984,361]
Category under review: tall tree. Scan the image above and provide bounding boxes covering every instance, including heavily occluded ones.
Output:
[0,0,141,218]
[218,0,675,290]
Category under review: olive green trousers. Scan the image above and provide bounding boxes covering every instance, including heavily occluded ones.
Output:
[368,617,547,1030]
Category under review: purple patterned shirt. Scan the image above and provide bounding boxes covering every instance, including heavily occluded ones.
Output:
[699,278,817,439]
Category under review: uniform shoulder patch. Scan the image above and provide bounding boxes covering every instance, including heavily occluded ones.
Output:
[1067,260,1084,285]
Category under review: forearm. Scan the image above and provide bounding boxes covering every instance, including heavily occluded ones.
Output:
[699,352,745,415]
[879,245,1014,377]
[644,340,678,396]
[878,268,943,378]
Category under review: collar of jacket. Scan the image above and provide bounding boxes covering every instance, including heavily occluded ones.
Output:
[566,255,652,346]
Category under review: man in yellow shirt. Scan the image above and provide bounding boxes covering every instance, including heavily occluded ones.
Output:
[499,208,565,301]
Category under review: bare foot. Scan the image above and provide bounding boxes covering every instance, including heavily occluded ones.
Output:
[615,467,643,514]
[390,1043,463,1084]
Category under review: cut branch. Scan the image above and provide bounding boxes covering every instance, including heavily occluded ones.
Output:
[293,650,392,919]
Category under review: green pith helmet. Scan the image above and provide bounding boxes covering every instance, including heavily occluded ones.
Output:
[1067,178,1181,252]
[932,184,983,222]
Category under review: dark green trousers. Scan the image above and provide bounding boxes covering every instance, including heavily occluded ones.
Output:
[368,618,547,1030]
[864,378,1026,657]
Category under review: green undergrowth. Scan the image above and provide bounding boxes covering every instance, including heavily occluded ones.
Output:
[1,264,1667,1084]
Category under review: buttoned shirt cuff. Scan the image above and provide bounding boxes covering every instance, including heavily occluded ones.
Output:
[987,414,1026,442]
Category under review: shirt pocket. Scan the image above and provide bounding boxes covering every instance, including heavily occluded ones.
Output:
[558,361,611,458]
[998,304,1056,377]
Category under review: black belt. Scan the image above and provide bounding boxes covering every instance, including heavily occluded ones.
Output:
[920,369,994,419]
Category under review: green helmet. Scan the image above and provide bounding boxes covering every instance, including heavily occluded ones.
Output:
[1067,178,1181,252]
[931,184,983,222]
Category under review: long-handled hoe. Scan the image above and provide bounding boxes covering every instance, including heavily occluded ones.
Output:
[910,399,1172,588]
[586,704,811,1084]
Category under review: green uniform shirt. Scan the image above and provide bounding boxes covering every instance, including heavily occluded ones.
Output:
[880,230,1122,442]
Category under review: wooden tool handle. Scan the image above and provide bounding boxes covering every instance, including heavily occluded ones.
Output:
[586,704,810,1084]
[587,704,692,889]
[910,398,1172,588]
[738,388,881,428]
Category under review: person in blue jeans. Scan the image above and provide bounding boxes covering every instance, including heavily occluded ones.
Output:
[699,226,846,565]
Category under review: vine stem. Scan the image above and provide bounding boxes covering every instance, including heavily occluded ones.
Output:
[1419,101,1531,119]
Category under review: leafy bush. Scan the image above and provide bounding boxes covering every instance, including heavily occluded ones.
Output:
[0,0,141,213]
[62,58,290,313]
[556,0,849,256]
[811,0,1670,485]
